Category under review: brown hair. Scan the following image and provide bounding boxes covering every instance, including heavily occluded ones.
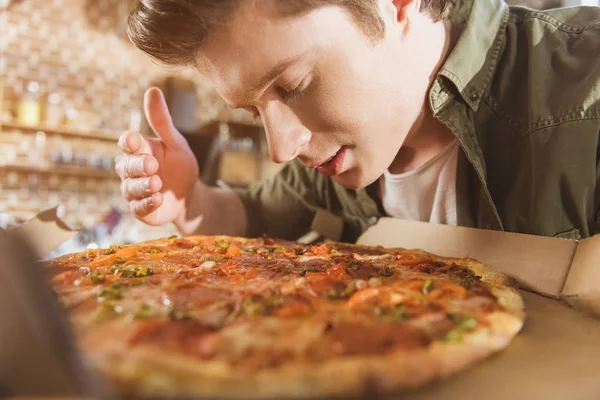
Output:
[127,0,450,67]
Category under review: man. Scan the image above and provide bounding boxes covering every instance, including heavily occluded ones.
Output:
[116,0,600,243]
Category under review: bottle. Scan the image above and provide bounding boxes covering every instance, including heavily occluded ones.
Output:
[17,81,41,125]
[45,92,63,127]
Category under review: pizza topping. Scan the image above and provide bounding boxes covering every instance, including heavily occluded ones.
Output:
[326,263,350,281]
[121,266,154,278]
[134,304,154,320]
[378,266,395,277]
[90,271,106,285]
[346,261,380,280]
[102,248,116,255]
[149,248,161,254]
[376,305,407,322]
[326,281,355,300]
[330,322,430,355]
[98,287,123,301]
[440,313,479,342]
[309,243,331,255]
[423,279,434,294]
[214,240,230,249]
[242,294,285,316]
[168,285,231,308]
[458,269,482,290]
[129,319,218,359]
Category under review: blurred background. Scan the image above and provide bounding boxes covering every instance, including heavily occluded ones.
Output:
[0,0,597,253]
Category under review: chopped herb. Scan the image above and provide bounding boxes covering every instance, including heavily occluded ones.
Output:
[423,279,434,295]
[113,258,126,265]
[242,299,265,316]
[120,266,153,278]
[266,255,272,260]
[458,270,482,290]
[389,305,406,322]
[448,313,478,330]
[204,255,222,262]
[300,268,320,276]
[111,282,123,289]
[168,235,178,240]
[378,266,395,277]
[329,248,340,255]
[327,282,355,300]
[379,305,406,323]
[102,248,116,255]
[214,240,230,249]
[441,329,463,342]
[347,260,362,270]
[265,295,285,308]
[134,304,154,320]
[149,248,161,254]
[99,287,122,301]
[274,246,286,253]
[94,303,121,321]
[90,272,106,284]
[441,313,478,342]
[247,248,257,254]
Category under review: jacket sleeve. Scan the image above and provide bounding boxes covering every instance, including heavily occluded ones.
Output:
[234,159,328,240]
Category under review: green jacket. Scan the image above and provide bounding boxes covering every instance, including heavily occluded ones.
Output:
[237,0,600,243]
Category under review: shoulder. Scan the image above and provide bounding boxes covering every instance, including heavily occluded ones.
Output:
[483,5,600,137]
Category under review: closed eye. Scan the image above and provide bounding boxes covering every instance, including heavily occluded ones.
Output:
[277,76,310,104]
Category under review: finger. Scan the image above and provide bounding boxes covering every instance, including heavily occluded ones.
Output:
[118,131,152,155]
[144,87,187,149]
[122,175,163,201]
[129,193,164,219]
[122,154,159,178]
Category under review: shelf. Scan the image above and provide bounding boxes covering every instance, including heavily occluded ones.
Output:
[0,120,121,142]
[0,164,120,180]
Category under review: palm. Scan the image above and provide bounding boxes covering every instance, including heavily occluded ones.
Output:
[143,137,199,226]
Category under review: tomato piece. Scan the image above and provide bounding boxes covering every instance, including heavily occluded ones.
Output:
[275,302,311,318]
[327,263,350,281]
[227,247,240,257]
[245,268,258,279]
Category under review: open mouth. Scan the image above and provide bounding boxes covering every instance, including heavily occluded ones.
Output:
[317,147,346,176]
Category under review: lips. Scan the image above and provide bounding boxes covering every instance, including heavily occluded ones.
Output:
[316,147,346,176]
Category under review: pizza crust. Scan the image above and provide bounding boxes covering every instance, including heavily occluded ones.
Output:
[89,311,522,399]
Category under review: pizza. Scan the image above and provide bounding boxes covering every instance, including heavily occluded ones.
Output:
[46,235,525,399]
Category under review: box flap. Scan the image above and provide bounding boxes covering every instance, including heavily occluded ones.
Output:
[358,218,575,298]
[561,234,600,318]
[11,207,78,257]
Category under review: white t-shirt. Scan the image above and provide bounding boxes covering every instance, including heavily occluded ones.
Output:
[379,139,459,226]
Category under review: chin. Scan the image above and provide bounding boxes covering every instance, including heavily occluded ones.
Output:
[332,167,380,190]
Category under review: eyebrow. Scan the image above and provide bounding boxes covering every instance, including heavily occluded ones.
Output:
[230,48,313,109]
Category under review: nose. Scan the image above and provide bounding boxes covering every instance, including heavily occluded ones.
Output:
[261,104,311,164]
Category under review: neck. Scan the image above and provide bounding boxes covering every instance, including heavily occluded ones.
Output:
[388,19,461,175]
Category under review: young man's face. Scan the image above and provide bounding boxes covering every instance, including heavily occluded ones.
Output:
[197,0,443,189]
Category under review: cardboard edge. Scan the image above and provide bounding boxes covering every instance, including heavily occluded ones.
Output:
[11,206,79,257]
[561,234,600,319]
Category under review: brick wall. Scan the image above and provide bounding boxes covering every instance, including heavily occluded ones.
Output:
[0,0,254,229]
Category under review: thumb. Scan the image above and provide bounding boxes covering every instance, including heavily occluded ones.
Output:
[144,87,186,148]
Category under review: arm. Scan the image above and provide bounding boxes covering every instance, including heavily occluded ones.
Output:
[173,181,247,237]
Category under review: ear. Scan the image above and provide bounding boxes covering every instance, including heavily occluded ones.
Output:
[390,0,422,23]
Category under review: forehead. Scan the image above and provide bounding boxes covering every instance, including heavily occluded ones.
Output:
[195,3,361,104]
